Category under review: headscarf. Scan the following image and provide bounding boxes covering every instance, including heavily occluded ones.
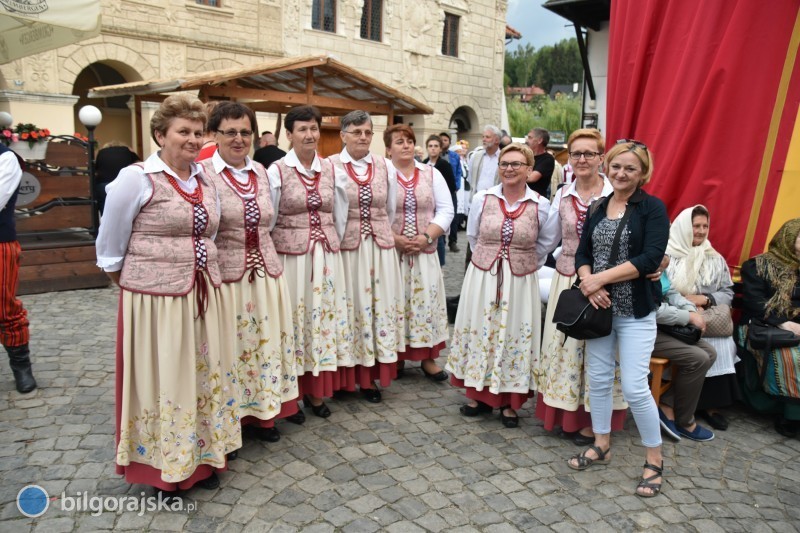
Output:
[665,205,727,295]
[754,218,800,319]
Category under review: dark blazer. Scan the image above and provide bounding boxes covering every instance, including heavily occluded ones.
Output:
[424,157,456,193]
[575,187,669,318]
[740,258,800,326]
[253,145,286,169]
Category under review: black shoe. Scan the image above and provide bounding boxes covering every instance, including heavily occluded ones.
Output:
[396,360,406,379]
[572,432,595,446]
[360,387,382,404]
[421,366,448,382]
[697,410,729,431]
[449,242,460,253]
[253,426,281,442]
[6,344,36,393]
[197,472,219,490]
[226,450,238,461]
[459,401,492,417]
[499,406,519,428]
[775,416,799,438]
[158,489,183,506]
[286,410,306,425]
[304,395,332,417]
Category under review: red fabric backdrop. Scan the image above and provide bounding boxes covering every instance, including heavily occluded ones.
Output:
[606,0,800,267]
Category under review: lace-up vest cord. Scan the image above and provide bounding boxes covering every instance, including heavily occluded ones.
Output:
[391,165,437,255]
[556,194,593,276]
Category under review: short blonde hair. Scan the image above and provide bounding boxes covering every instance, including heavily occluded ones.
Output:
[567,128,605,153]
[499,142,534,166]
[150,94,206,144]
[606,140,655,185]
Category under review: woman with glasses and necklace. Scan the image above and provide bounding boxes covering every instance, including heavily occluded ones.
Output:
[385,125,453,381]
[567,139,668,498]
[199,102,298,445]
[267,105,352,419]
[535,129,628,445]
[328,110,405,402]
[447,143,552,428]
[96,94,237,493]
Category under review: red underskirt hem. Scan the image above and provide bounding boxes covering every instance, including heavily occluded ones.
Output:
[534,392,627,432]
[241,399,300,429]
[450,376,533,411]
[397,342,446,362]
[297,362,398,397]
[115,462,227,492]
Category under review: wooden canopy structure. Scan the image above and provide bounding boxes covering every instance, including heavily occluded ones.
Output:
[87,55,434,156]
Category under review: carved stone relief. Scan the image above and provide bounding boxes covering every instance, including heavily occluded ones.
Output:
[161,43,186,77]
[25,52,55,93]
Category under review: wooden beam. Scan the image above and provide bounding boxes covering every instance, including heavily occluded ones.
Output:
[204,86,392,115]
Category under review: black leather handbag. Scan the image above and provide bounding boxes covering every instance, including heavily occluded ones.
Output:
[552,201,632,341]
[747,319,800,350]
[657,324,702,345]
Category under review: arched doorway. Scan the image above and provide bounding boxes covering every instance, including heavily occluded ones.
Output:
[448,105,480,149]
[72,62,138,150]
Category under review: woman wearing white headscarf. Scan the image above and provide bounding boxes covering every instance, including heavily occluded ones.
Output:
[666,205,738,431]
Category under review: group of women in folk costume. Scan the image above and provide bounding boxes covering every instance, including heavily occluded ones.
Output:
[97,99,454,493]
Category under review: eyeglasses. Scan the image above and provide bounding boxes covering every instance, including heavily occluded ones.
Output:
[498,161,529,170]
[344,129,374,137]
[569,151,601,161]
[217,129,253,138]
[616,139,648,151]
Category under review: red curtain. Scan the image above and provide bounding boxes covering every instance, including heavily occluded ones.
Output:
[606,0,800,266]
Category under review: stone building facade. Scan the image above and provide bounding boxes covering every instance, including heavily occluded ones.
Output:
[0,0,508,154]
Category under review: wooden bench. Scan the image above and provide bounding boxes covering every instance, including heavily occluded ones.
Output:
[649,356,672,406]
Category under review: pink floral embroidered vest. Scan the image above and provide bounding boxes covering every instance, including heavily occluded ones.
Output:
[470,195,539,276]
[120,170,221,295]
[330,154,395,251]
[271,158,340,255]
[392,165,437,254]
[200,160,283,281]
[556,193,584,276]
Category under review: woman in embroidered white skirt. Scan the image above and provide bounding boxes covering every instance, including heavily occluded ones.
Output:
[534,129,628,445]
[447,143,551,427]
[327,110,405,403]
[267,105,352,419]
[96,94,238,492]
[199,102,298,444]
[385,124,453,380]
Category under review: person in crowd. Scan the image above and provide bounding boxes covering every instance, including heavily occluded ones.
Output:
[424,135,456,266]
[328,110,405,403]
[535,129,627,446]
[267,105,351,419]
[468,125,501,201]
[96,94,236,492]
[414,146,425,162]
[499,130,513,149]
[653,257,717,442]
[0,142,36,393]
[666,205,738,431]
[94,141,140,216]
[439,132,462,253]
[386,125,453,381]
[568,139,668,498]
[199,102,298,444]
[738,218,800,437]
[253,131,286,169]
[454,140,471,231]
[447,143,551,428]
[525,127,556,198]
[196,101,219,161]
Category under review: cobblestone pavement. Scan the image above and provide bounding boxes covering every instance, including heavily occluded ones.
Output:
[2,240,800,532]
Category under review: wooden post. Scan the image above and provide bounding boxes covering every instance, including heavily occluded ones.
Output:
[134,95,144,158]
[306,67,314,103]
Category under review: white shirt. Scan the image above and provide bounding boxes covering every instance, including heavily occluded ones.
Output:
[335,148,398,225]
[266,149,349,239]
[0,151,22,211]
[95,152,218,272]
[538,175,613,257]
[467,184,551,269]
[475,149,500,192]
[395,160,454,234]
[210,150,258,199]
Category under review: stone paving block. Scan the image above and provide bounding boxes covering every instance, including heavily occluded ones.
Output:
[33,517,74,533]
[149,512,190,531]
[321,506,359,527]
[114,511,154,530]
[323,464,357,483]
[334,480,367,500]
[280,503,321,525]
[347,493,385,514]
[226,504,259,524]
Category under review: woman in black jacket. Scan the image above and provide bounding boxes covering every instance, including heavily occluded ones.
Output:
[739,218,800,437]
[567,140,669,498]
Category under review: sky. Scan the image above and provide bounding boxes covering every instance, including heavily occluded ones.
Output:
[506,0,575,51]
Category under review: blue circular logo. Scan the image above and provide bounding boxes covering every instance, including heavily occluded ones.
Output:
[17,485,49,518]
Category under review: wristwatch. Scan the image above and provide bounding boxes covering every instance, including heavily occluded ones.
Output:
[423,232,433,244]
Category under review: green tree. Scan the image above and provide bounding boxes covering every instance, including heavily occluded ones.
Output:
[505,38,582,92]
[507,96,581,139]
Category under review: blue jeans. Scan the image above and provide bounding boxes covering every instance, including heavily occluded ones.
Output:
[437,236,445,266]
[586,312,661,447]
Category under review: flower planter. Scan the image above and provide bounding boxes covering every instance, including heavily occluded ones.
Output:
[8,140,48,161]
